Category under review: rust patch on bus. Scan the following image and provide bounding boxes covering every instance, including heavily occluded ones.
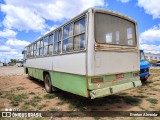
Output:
[95,43,138,52]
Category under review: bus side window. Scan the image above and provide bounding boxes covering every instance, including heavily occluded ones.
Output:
[63,24,73,52]
[54,30,61,54]
[48,34,53,55]
[43,36,49,55]
[36,41,40,56]
[33,43,37,56]
[73,17,86,50]
[39,40,44,56]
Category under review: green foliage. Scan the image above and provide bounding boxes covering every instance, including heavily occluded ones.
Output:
[10,59,17,63]
[44,93,56,99]
[30,96,42,107]
[147,98,158,104]
[8,93,28,106]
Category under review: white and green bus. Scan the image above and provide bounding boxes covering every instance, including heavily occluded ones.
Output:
[23,8,141,99]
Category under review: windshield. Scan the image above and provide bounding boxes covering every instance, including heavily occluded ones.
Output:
[95,12,136,46]
[140,50,145,61]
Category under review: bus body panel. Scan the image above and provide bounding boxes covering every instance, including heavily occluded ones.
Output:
[50,71,88,97]
[94,51,139,75]
[26,52,86,75]
[26,67,88,97]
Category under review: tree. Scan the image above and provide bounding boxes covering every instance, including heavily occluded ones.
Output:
[10,59,17,63]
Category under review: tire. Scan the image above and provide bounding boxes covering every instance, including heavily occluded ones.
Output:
[44,74,52,93]
[141,78,147,82]
[28,74,32,80]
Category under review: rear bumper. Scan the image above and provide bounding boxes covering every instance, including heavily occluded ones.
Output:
[89,80,142,99]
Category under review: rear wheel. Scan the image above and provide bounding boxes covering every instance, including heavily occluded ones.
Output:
[44,74,52,93]
[141,78,147,82]
[28,74,32,80]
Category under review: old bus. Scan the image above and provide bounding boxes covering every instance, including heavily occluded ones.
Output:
[23,8,141,99]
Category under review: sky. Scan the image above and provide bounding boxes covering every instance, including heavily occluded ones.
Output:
[0,0,160,62]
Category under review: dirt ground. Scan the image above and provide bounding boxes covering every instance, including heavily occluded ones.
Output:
[0,66,160,120]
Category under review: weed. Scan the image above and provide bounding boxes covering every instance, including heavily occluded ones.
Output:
[68,104,75,111]
[37,104,47,110]
[29,92,35,95]
[123,96,141,105]
[30,96,42,107]
[16,86,25,90]
[147,98,158,104]
[57,100,65,105]
[44,93,56,99]
[21,104,30,111]
[24,101,30,105]
[6,93,28,106]
[50,107,61,111]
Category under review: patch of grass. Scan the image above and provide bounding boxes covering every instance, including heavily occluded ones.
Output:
[50,107,61,111]
[21,104,30,111]
[24,101,30,105]
[9,93,28,106]
[16,86,25,90]
[147,98,158,104]
[44,93,56,99]
[68,104,75,111]
[57,100,65,105]
[68,100,86,111]
[30,96,42,107]
[123,96,141,105]
[37,104,47,110]
[29,92,35,95]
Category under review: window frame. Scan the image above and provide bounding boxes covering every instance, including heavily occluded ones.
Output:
[33,42,37,57]
[39,39,44,56]
[94,12,137,47]
[43,36,49,56]
[62,16,86,53]
[47,33,54,55]
[53,29,62,54]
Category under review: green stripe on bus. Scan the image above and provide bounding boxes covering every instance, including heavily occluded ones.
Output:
[27,67,140,97]
[27,67,88,97]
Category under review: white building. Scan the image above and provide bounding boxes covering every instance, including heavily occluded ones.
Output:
[0,62,3,67]
[144,53,160,61]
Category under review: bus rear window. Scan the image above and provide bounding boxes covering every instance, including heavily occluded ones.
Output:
[95,12,136,46]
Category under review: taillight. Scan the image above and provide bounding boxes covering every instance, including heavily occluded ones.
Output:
[116,74,124,79]
[91,77,104,83]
